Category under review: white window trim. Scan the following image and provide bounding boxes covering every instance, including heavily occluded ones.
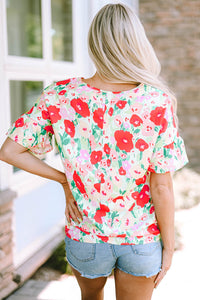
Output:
[0,0,90,193]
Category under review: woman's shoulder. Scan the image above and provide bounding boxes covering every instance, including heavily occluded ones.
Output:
[43,77,76,90]
[144,84,173,107]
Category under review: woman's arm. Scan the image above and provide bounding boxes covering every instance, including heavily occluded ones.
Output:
[0,137,67,183]
[149,171,174,288]
[0,137,83,223]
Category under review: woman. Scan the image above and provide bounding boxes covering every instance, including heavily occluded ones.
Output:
[0,3,188,300]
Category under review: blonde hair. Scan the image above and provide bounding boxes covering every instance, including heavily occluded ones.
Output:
[88,3,178,123]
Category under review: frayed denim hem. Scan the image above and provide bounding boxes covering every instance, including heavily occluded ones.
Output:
[66,257,113,279]
[116,266,162,278]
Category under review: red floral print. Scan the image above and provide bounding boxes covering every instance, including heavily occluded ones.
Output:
[64,120,75,138]
[83,209,88,217]
[100,173,105,183]
[150,106,166,125]
[26,106,34,114]
[44,125,54,134]
[135,175,146,186]
[150,206,155,214]
[108,107,114,116]
[75,226,90,235]
[116,234,126,238]
[71,98,90,117]
[104,143,111,154]
[94,182,101,192]
[93,108,104,129]
[58,90,66,95]
[128,202,135,211]
[56,79,71,85]
[147,224,160,235]
[130,114,143,127]
[136,185,150,207]
[131,191,139,200]
[164,142,174,149]
[42,110,50,120]
[116,100,127,109]
[73,170,86,194]
[96,235,109,242]
[107,159,111,166]
[65,226,71,238]
[48,105,61,124]
[94,204,110,224]
[159,118,168,134]
[131,185,150,208]
[112,196,124,203]
[114,130,134,152]
[15,117,24,127]
[119,167,126,175]
[90,150,103,164]
[135,139,149,151]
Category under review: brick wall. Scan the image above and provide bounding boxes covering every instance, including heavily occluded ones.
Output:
[0,189,17,299]
[139,0,200,172]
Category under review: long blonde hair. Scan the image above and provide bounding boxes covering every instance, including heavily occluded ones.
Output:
[88,3,178,122]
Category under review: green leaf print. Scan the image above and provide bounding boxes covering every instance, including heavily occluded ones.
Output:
[111,211,120,226]
[119,189,127,195]
[164,147,170,157]
[73,119,78,125]
[59,132,70,145]
[177,137,182,148]
[134,128,140,134]
[115,146,120,153]
[33,133,38,145]
[139,151,143,160]
[118,160,122,168]
[40,127,47,136]
[74,138,81,151]
[58,144,64,157]
[71,181,76,188]
[131,210,137,218]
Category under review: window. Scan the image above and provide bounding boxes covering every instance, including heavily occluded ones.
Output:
[6,0,43,58]
[0,0,92,191]
[51,0,73,61]
[9,80,44,172]
[10,80,43,123]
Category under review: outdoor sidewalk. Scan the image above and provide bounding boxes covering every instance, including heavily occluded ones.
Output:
[5,203,200,300]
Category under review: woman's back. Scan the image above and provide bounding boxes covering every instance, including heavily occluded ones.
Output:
[6,76,188,245]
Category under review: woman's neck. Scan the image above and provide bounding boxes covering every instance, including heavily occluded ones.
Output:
[82,73,139,92]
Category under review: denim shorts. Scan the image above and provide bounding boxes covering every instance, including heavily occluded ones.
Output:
[64,235,163,279]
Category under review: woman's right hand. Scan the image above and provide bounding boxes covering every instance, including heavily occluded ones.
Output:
[154,247,174,288]
[61,181,83,224]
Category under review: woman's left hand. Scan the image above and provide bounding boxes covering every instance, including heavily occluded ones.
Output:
[154,247,174,288]
[61,181,84,224]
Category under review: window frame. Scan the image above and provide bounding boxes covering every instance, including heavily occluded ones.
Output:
[0,0,89,192]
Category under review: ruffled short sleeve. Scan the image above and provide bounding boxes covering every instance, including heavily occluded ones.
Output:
[148,99,189,173]
[6,84,55,155]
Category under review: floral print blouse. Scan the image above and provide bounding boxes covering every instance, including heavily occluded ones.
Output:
[7,77,189,245]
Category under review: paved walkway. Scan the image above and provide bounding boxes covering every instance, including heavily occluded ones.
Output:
[6,203,200,300]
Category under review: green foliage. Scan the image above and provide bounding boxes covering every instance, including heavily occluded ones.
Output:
[44,240,69,274]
